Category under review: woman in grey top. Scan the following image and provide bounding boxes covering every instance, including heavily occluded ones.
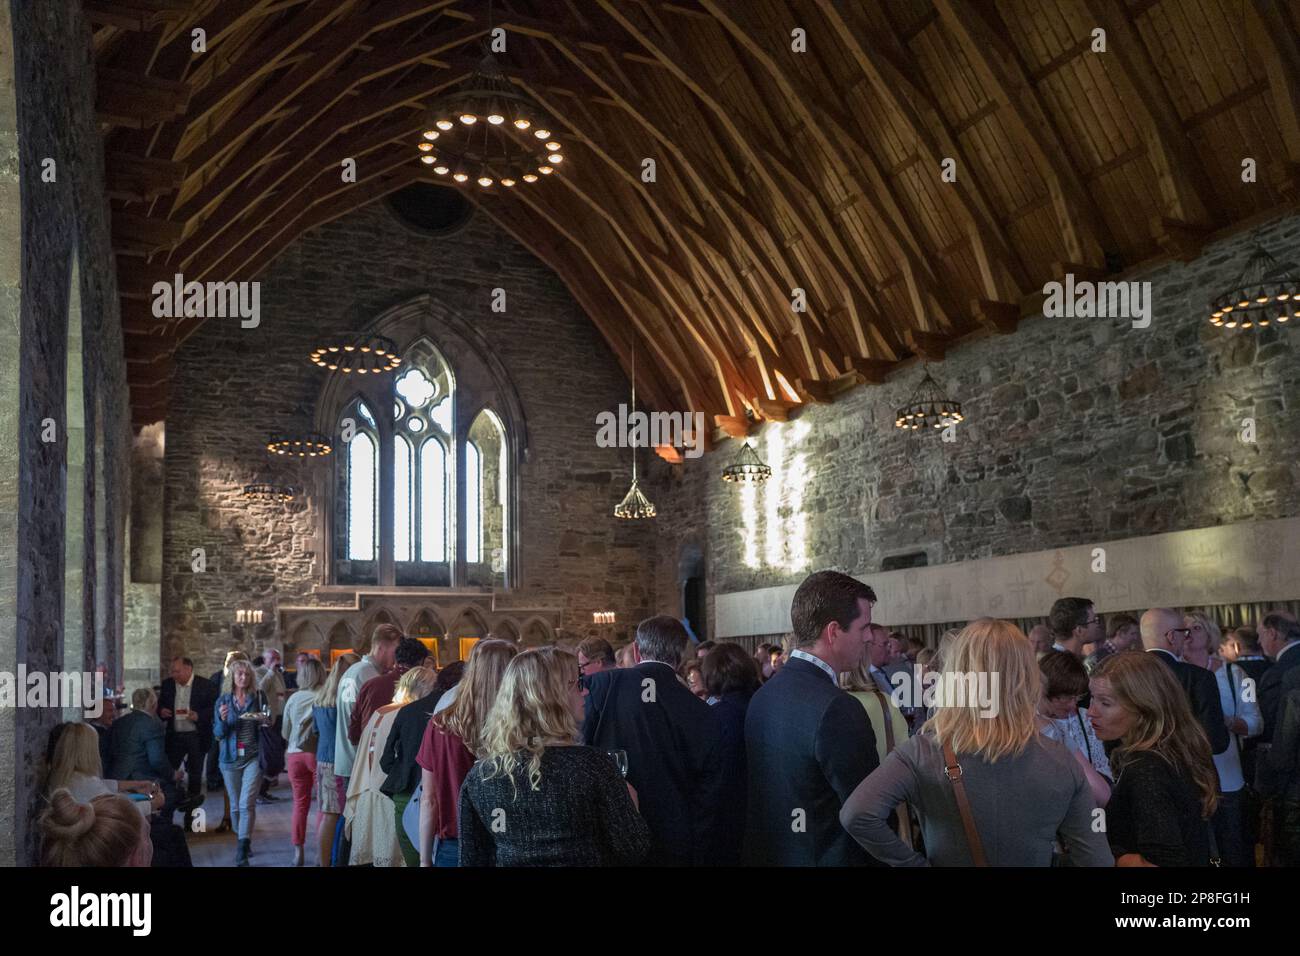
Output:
[840,619,1113,867]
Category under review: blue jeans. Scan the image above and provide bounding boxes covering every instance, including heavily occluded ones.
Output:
[221,762,263,841]
[434,837,459,867]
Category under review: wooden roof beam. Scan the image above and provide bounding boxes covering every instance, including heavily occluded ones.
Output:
[96,68,191,128]
[172,0,355,139]
[85,0,195,33]
[174,6,475,183]
[1247,0,1300,201]
[512,75,786,368]
[815,0,1029,300]
[469,199,678,413]
[933,0,1114,270]
[703,0,965,336]
[1083,0,1216,228]
[104,151,188,201]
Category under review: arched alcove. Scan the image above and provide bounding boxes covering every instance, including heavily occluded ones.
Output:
[492,617,519,643]
[450,606,489,660]
[522,618,554,647]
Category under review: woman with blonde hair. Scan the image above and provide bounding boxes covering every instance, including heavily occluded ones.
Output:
[345,665,438,866]
[282,656,325,866]
[459,647,649,865]
[213,657,271,866]
[1184,612,1221,671]
[40,789,153,867]
[313,651,359,867]
[417,639,518,866]
[46,722,161,815]
[840,618,1113,866]
[1089,652,1220,866]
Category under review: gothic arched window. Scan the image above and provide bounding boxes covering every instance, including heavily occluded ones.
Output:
[333,336,510,588]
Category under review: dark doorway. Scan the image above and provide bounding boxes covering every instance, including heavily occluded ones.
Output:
[684,575,706,641]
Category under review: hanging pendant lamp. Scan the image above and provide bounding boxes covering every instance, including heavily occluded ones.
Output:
[614,338,656,520]
[721,440,771,484]
[1208,240,1299,330]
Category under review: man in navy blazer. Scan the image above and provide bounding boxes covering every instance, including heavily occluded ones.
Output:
[1140,608,1229,755]
[583,615,727,866]
[1259,612,1300,743]
[744,570,881,866]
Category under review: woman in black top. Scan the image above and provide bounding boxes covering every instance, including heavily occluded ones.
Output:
[701,642,761,865]
[379,661,463,867]
[458,647,650,866]
[1089,651,1219,866]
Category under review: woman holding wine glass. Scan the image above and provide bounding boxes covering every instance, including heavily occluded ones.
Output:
[458,646,649,866]
[213,658,271,866]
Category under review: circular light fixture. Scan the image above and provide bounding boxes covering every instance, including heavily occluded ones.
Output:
[242,483,296,502]
[266,432,332,457]
[721,441,772,484]
[422,129,439,141]
[417,52,563,188]
[894,366,964,432]
[1208,242,1299,331]
[309,334,401,374]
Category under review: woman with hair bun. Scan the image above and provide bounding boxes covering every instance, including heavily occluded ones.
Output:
[40,789,153,867]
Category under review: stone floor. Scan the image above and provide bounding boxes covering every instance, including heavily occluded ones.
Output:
[185,774,315,868]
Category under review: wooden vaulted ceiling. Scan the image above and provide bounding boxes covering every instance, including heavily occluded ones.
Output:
[90,0,1300,428]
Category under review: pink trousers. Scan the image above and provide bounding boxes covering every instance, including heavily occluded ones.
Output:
[286,751,317,847]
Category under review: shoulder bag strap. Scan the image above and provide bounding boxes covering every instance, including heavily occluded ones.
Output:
[867,687,896,754]
[942,740,987,867]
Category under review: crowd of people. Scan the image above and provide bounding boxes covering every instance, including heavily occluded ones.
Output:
[35,571,1300,868]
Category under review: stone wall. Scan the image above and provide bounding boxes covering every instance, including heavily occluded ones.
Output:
[648,214,1300,636]
[162,200,656,675]
[1,0,133,864]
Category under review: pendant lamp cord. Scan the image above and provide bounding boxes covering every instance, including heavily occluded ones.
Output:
[626,338,631,486]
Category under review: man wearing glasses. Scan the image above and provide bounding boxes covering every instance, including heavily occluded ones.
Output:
[1140,607,1230,755]
[1047,597,1104,660]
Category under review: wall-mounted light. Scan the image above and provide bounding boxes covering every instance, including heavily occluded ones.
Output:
[235,609,264,624]
[592,611,616,625]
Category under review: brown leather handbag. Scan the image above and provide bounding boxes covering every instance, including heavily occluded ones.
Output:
[942,740,988,867]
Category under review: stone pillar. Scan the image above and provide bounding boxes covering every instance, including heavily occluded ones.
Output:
[0,0,23,870]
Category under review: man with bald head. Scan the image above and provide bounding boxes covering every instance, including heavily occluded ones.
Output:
[1027,624,1053,657]
[1141,607,1229,755]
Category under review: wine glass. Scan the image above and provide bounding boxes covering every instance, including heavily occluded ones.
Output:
[607,750,628,779]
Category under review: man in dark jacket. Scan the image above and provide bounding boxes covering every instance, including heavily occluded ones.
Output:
[158,656,217,817]
[1140,608,1229,755]
[582,615,726,866]
[1259,613,1300,743]
[744,570,880,866]
[110,687,182,815]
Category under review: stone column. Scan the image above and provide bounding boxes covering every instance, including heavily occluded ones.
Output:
[0,0,23,869]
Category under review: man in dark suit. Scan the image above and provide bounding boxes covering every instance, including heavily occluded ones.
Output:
[582,615,727,866]
[158,656,217,817]
[1259,612,1300,743]
[1140,607,1229,755]
[744,570,880,866]
[110,687,183,812]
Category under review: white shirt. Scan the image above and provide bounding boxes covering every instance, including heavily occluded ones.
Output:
[174,675,195,733]
[1215,662,1263,792]
[334,656,379,777]
[789,648,836,684]
[432,682,459,716]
